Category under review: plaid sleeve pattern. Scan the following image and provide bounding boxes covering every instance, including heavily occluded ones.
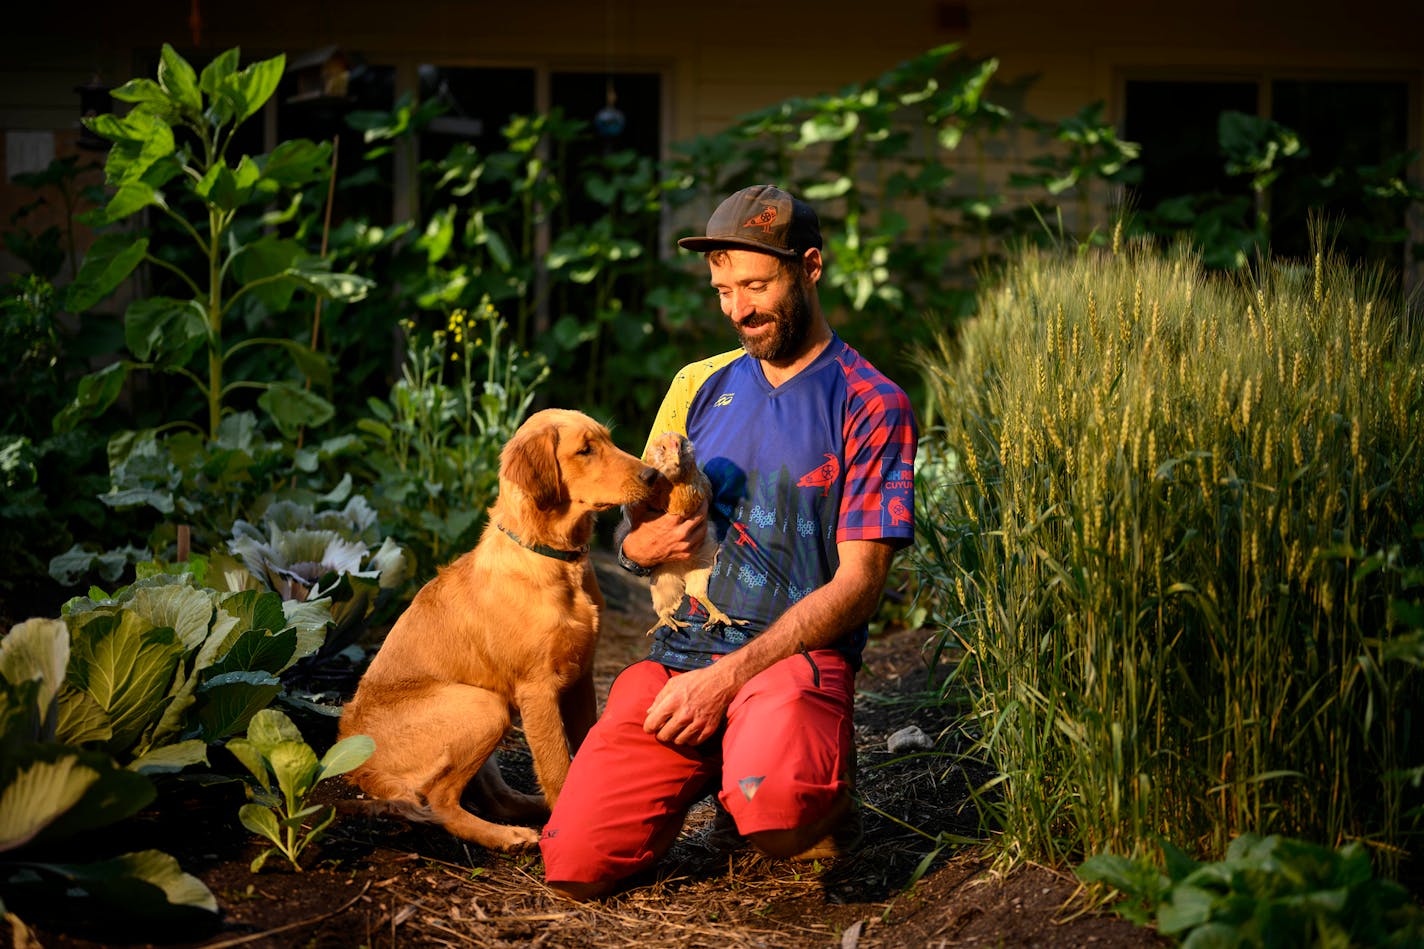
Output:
[836,348,918,545]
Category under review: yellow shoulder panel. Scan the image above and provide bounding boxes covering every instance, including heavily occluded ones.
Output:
[642,348,743,455]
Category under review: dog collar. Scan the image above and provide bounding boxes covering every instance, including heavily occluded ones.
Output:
[495,523,588,562]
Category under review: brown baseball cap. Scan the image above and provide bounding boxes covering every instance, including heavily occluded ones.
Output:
[677,184,823,258]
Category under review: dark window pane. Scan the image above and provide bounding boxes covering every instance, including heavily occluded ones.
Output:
[1124,80,1259,209]
[1269,79,1410,265]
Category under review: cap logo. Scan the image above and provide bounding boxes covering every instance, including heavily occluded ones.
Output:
[741,205,778,232]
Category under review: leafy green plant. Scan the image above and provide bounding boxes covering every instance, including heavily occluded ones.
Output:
[0,619,217,927]
[1077,834,1424,947]
[226,708,372,872]
[45,571,332,771]
[58,43,373,441]
[224,494,409,655]
[358,300,547,574]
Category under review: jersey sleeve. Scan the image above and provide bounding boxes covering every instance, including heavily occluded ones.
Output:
[837,369,919,547]
[642,349,744,455]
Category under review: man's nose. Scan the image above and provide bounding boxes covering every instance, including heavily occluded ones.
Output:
[725,289,754,321]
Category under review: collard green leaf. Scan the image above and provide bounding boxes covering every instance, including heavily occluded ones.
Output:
[54,685,113,746]
[26,848,217,919]
[203,627,297,680]
[317,734,374,781]
[0,618,69,734]
[268,740,320,801]
[0,747,99,852]
[194,670,281,742]
[225,738,271,791]
[127,739,208,776]
[244,708,304,757]
[68,613,185,755]
[217,590,287,636]
[0,678,44,753]
[4,744,155,846]
[238,801,282,845]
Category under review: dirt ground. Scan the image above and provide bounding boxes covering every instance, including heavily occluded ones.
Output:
[16,554,1165,948]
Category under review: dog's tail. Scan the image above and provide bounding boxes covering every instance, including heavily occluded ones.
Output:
[337,795,440,825]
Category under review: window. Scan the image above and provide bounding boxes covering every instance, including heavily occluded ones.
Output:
[1122,75,1414,271]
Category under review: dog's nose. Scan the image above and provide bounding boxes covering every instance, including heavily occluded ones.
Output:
[639,465,659,485]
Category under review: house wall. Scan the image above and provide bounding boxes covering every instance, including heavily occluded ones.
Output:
[3,0,1421,277]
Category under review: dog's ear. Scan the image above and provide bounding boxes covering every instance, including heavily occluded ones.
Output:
[501,423,563,507]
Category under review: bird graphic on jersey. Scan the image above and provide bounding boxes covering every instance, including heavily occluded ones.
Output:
[796,454,840,497]
[641,432,745,634]
[888,495,912,528]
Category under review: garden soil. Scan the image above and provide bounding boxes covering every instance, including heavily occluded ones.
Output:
[15,554,1165,949]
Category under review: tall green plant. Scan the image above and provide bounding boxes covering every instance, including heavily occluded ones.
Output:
[58,43,373,441]
[916,237,1423,872]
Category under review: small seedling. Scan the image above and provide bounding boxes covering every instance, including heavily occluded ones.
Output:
[226,708,375,872]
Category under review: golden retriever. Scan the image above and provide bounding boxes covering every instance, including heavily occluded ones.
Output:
[337,408,658,850]
[641,431,743,635]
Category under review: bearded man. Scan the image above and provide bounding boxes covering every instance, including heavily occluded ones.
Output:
[540,184,919,900]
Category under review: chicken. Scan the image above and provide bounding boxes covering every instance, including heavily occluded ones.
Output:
[641,431,744,635]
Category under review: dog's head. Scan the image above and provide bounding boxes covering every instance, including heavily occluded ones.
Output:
[500,409,658,511]
[642,431,697,484]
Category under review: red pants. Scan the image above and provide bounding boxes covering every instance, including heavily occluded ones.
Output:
[539,650,855,886]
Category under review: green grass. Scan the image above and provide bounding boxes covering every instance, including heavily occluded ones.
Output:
[913,234,1424,874]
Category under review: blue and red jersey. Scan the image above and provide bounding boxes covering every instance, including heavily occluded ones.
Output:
[641,334,918,670]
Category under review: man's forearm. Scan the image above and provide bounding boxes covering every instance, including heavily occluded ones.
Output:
[716,540,894,691]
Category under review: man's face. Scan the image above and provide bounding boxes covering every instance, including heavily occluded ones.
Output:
[708,249,814,363]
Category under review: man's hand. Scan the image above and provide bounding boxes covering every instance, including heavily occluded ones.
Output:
[642,662,740,746]
[621,496,709,566]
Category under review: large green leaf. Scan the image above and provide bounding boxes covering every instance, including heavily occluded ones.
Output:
[1,744,154,847]
[68,612,185,755]
[125,584,217,654]
[194,670,281,742]
[231,235,303,311]
[66,234,149,312]
[259,138,331,188]
[285,263,375,303]
[203,627,297,680]
[156,44,202,116]
[228,54,285,126]
[268,740,320,801]
[54,685,113,746]
[0,618,69,735]
[217,590,287,636]
[198,48,240,94]
[244,707,304,758]
[238,801,282,845]
[0,747,97,852]
[127,739,209,776]
[21,848,217,920]
[53,362,129,433]
[317,734,374,782]
[257,382,335,440]
[124,296,208,365]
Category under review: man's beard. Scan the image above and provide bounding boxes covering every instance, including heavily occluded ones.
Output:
[735,274,814,362]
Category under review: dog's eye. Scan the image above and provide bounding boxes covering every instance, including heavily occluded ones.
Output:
[575,443,595,456]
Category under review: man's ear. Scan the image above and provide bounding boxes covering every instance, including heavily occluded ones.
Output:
[800,247,823,284]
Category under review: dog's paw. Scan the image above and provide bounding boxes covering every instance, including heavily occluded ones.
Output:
[495,826,542,851]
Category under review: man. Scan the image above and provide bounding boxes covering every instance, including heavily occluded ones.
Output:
[540,184,918,900]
